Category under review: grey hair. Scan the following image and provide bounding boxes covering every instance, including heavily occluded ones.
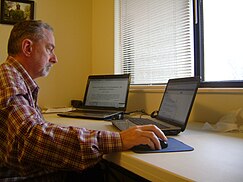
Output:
[8,20,53,56]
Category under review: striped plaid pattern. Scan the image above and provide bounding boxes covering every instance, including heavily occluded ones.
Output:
[0,57,122,181]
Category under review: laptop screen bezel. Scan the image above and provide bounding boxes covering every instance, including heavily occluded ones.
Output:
[156,77,199,131]
[82,74,131,111]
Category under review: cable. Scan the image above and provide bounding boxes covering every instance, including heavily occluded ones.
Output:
[124,109,150,118]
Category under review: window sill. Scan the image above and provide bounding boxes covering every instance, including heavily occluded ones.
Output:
[130,85,243,94]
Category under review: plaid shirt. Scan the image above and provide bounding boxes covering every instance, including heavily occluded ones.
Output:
[0,57,122,181]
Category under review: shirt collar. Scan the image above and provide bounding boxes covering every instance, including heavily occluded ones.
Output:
[6,56,39,93]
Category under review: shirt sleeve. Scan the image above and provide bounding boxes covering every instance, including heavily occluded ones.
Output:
[2,89,123,175]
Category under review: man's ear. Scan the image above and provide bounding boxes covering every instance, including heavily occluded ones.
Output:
[22,39,33,57]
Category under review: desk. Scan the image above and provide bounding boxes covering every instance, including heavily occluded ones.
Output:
[45,114,243,182]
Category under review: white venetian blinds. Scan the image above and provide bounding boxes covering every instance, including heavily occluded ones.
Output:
[115,0,194,84]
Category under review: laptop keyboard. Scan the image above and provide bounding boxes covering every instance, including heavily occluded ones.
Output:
[72,109,115,114]
[128,118,169,129]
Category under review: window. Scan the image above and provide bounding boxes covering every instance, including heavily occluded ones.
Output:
[199,0,243,87]
[115,0,194,84]
[115,0,243,87]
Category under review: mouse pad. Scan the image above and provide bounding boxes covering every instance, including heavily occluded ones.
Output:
[132,138,194,153]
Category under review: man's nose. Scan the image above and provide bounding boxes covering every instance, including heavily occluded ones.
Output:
[50,53,58,64]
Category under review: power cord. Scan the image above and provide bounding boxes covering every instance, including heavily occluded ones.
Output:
[125,109,149,118]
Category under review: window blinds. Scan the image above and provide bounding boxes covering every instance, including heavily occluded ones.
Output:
[115,0,194,84]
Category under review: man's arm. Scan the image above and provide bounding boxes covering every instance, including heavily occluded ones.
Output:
[2,94,122,175]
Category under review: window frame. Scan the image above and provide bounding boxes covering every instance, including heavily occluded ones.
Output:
[194,0,243,88]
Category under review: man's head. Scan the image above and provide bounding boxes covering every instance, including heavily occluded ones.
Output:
[8,20,58,79]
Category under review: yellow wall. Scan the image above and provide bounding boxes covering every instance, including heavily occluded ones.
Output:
[127,87,243,123]
[1,0,243,123]
[92,0,114,74]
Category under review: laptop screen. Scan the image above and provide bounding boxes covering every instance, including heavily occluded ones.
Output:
[157,77,199,129]
[83,74,130,111]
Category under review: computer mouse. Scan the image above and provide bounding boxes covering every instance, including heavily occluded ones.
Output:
[133,138,168,151]
[159,138,168,149]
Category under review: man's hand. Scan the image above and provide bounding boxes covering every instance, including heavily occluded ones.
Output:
[120,125,167,150]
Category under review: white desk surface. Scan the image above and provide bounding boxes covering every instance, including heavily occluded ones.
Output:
[45,114,243,182]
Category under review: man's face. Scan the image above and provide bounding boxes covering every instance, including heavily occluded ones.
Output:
[31,29,58,79]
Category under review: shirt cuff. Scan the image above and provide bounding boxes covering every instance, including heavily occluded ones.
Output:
[98,131,122,153]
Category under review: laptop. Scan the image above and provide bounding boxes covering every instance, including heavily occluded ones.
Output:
[58,74,131,120]
[112,77,199,135]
